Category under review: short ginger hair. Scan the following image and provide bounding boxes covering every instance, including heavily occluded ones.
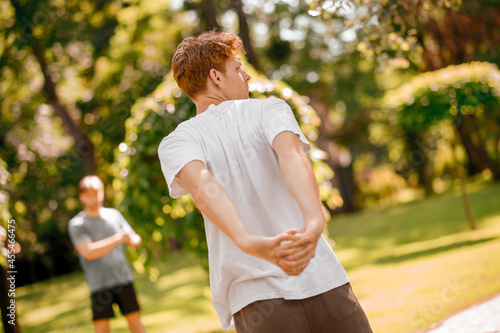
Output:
[172,31,244,99]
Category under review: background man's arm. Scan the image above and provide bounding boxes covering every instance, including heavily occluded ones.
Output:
[127,229,142,248]
[176,160,307,274]
[117,212,142,248]
[75,230,131,261]
[272,131,327,273]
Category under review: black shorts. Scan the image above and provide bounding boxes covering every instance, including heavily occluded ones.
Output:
[91,283,140,321]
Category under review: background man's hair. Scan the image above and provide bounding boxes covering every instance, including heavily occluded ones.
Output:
[172,31,244,99]
[79,175,104,194]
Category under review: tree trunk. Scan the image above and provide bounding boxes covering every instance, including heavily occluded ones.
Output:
[201,0,220,31]
[0,266,21,333]
[230,0,261,70]
[308,95,358,212]
[406,131,434,196]
[454,115,500,179]
[10,0,96,174]
[450,138,477,230]
[31,43,96,174]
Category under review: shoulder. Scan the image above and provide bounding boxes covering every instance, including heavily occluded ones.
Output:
[257,97,294,121]
[232,98,290,120]
[68,211,86,230]
[235,97,286,108]
[258,97,289,107]
[246,97,291,116]
[158,119,198,152]
[98,208,126,227]
[101,207,118,215]
[101,207,123,220]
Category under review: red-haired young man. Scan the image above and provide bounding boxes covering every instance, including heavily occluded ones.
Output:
[158,31,372,333]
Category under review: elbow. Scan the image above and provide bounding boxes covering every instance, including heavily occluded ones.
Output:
[307,210,327,231]
[80,251,97,261]
[320,212,328,230]
[319,209,328,228]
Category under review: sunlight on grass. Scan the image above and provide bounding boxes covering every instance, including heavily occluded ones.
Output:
[328,181,500,333]
[17,281,90,326]
[16,274,93,332]
[352,238,500,333]
[328,181,500,269]
[11,181,500,333]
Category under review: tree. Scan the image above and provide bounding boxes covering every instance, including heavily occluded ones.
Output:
[349,0,500,180]
[230,0,261,70]
[8,0,97,173]
[385,61,500,225]
[0,0,189,283]
[386,62,500,178]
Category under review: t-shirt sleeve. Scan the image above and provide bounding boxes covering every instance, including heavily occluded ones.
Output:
[114,209,132,232]
[158,127,207,199]
[68,217,91,247]
[260,98,310,153]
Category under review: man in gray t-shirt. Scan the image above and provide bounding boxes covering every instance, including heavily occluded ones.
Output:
[68,175,146,333]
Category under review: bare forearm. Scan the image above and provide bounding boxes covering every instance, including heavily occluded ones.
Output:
[279,152,326,234]
[78,234,123,261]
[189,175,252,250]
[178,160,305,268]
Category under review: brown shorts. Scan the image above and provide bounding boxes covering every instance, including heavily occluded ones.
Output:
[234,283,372,333]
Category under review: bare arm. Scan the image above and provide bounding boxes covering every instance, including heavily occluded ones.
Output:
[176,160,304,270]
[75,230,131,261]
[273,131,326,271]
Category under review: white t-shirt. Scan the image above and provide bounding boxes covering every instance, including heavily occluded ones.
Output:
[158,97,349,330]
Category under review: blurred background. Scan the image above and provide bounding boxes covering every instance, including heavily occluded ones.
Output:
[1,0,500,332]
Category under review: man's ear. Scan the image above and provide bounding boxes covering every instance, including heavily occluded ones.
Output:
[208,68,223,88]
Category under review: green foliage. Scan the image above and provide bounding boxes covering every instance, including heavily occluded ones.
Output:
[116,68,338,273]
[0,0,194,282]
[385,62,500,132]
[380,62,500,187]
[0,121,84,281]
[350,0,461,70]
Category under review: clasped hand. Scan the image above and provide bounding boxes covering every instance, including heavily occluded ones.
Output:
[242,228,320,276]
[275,229,319,276]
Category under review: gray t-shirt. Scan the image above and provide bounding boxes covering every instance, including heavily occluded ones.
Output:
[68,207,134,293]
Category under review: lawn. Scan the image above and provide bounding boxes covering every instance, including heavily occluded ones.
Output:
[9,180,500,333]
[328,180,500,333]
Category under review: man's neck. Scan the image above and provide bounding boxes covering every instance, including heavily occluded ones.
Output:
[84,206,101,217]
[193,87,231,114]
[195,97,226,114]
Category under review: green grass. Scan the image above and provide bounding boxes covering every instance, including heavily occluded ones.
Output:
[327,180,500,333]
[13,253,224,333]
[9,181,500,333]
[327,180,500,270]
